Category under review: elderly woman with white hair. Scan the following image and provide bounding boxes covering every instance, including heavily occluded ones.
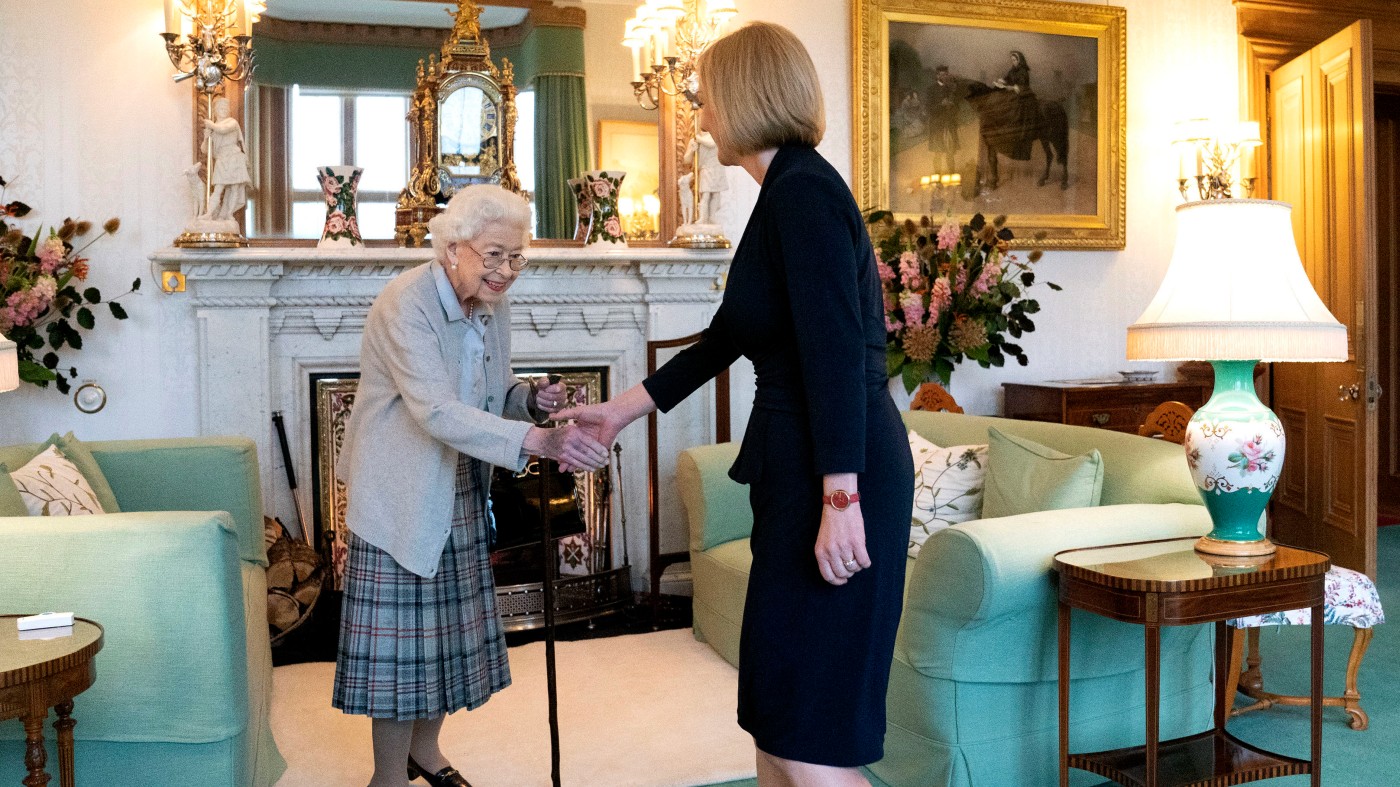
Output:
[333,185,609,787]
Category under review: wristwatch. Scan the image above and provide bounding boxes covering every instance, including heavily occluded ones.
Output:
[822,489,860,511]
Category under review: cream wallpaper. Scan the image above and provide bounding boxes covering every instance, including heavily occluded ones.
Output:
[0,0,1238,441]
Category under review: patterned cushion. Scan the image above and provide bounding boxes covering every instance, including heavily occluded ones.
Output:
[907,430,987,559]
[1228,566,1385,628]
[8,444,107,516]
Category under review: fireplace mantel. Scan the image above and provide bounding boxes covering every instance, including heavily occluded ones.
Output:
[151,245,739,593]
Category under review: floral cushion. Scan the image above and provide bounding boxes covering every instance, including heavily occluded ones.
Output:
[8,444,107,517]
[907,430,987,559]
[1228,566,1385,628]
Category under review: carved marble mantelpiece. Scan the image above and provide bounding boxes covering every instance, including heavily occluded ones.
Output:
[151,245,738,592]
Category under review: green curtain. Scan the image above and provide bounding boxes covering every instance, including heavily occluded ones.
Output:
[534,74,590,239]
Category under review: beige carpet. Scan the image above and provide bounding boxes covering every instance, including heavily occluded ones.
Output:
[271,628,757,786]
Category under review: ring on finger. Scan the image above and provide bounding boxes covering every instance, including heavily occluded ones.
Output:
[843,558,858,570]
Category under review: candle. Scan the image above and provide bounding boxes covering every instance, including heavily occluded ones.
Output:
[232,0,248,36]
[164,0,182,35]
[630,44,642,78]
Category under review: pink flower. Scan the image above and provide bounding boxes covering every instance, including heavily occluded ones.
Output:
[899,291,925,327]
[0,307,14,333]
[321,175,339,202]
[898,251,921,288]
[936,220,960,251]
[324,211,347,236]
[884,314,903,333]
[971,261,1000,296]
[883,292,896,313]
[1242,440,1265,472]
[37,235,65,274]
[604,216,622,238]
[876,258,896,284]
[930,277,953,312]
[347,216,360,240]
[591,180,612,198]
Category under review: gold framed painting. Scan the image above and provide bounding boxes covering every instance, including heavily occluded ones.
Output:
[853,0,1126,249]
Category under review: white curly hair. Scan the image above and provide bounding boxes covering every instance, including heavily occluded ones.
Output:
[428,185,531,266]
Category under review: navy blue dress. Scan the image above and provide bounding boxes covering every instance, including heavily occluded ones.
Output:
[644,144,914,767]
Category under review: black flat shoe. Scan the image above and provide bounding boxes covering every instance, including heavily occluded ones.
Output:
[407,755,473,787]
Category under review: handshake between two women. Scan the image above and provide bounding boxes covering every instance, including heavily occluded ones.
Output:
[543,384,658,474]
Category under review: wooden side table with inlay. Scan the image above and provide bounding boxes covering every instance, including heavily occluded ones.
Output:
[1054,539,1329,787]
[0,616,103,787]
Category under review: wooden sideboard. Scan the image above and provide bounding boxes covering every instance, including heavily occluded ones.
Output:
[1002,380,1209,434]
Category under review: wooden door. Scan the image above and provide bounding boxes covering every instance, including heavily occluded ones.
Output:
[1269,21,1380,576]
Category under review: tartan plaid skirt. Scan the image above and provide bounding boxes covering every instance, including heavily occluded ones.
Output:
[332,454,511,720]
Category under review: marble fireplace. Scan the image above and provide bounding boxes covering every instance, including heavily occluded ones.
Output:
[151,245,743,597]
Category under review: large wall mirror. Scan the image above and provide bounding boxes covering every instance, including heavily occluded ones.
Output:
[242,0,660,244]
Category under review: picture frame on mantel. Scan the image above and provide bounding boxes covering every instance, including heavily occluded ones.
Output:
[852,0,1126,249]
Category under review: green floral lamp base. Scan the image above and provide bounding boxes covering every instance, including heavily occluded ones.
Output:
[1185,360,1283,557]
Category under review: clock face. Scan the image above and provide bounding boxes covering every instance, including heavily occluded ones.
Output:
[829,489,851,509]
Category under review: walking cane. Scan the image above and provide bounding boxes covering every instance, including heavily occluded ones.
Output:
[538,376,563,787]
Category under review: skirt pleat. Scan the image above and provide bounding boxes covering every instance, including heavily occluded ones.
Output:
[333,454,510,720]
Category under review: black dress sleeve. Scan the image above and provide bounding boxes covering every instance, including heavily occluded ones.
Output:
[768,172,868,475]
[641,310,743,413]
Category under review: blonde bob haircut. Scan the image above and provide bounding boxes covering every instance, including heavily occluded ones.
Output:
[427,184,531,267]
[696,22,825,157]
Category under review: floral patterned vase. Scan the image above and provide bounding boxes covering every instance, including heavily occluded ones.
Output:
[1184,360,1284,551]
[567,176,592,242]
[582,170,627,247]
[317,165,363,248]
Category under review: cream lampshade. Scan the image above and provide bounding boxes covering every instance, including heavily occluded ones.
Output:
[0,332,18,393]
[1127,198,1347,556]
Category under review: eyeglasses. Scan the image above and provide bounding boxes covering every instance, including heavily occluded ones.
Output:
[461,243,530,271]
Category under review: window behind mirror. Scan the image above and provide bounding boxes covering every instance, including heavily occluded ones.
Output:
[249,85,538,241]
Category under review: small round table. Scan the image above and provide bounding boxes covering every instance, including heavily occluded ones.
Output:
[0,616,103,787]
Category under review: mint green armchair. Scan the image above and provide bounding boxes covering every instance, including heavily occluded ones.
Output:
[0,437,286,786]
[678,411,1217,787]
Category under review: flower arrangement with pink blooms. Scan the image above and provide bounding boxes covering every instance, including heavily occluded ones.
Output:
[867,211,1059,393]
[1,176,139,393]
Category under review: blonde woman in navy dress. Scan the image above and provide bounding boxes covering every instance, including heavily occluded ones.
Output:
[556,23,914,787]
[333,185,610,787]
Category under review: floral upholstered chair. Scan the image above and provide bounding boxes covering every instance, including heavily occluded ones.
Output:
[1225,568,1384,729]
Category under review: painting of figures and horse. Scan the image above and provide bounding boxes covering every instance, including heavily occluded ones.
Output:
[887,21,1098,218]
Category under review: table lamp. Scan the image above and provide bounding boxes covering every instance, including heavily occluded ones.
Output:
[0,332,18,393]
[1127,198,1347,556]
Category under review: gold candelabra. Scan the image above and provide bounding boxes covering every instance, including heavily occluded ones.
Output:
[623,0,736,111]
[161,0,260,92]
[918,172,962,214]
[1173,119,1262,202]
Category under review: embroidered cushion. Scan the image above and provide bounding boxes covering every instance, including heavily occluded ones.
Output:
[907,430,987,559]
[982,427,1104,519]
[1228,566,1385,628]
[9,444,108,516]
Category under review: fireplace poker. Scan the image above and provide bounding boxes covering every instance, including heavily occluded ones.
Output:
[271,411,312,545]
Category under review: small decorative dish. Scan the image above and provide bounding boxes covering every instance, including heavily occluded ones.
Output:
[1118,370,1159,383]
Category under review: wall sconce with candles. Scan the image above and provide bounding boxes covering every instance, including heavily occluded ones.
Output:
[1172,119,1262,202]
[622,0,737,249]
[161,0,262,248]
[917,172,962,215]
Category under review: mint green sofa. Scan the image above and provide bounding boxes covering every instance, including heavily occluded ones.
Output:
[0,437,286,786]
[678,410,1217,787]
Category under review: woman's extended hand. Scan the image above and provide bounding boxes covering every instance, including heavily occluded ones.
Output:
[523,424,610,472]
[815,504,871,586]
[552,400,630,451]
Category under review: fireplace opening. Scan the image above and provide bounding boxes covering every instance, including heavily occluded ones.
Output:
[297,367,630,647]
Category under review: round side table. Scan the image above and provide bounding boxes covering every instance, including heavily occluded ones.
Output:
[0,616,103,787]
